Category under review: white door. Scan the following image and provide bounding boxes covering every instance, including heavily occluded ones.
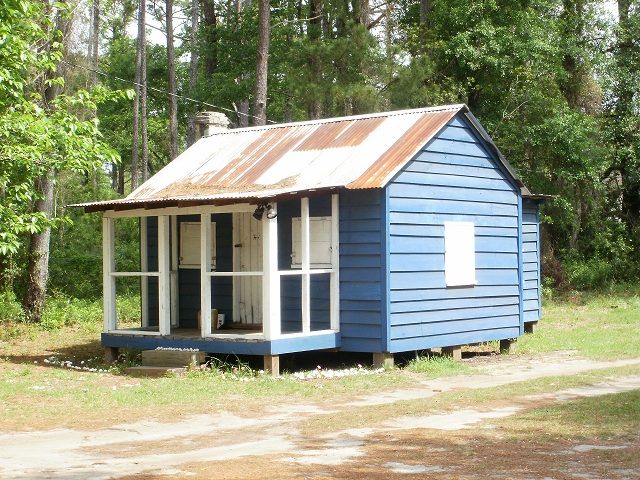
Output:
[233,213,263,324]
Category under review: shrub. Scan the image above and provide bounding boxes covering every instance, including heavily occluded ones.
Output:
[0,290,24,323]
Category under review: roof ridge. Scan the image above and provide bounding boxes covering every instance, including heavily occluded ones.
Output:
[201,104,467,137]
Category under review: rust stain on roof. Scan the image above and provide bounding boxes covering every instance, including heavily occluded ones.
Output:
[149,174,300,199]
[348,110,457,188]
[203,127,285,185]
[235,127,309,186]
[294,117,385,151]
[77,105,472,212]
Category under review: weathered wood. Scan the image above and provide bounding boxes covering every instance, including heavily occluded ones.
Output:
[158,216,171,335]
[330,193,340,330]
[104,346,119,363]
[262,205,281,339]
[140,217,149,327]
[499,338,514,354]
[301,197,311,333]
[372,352,394,369]
[103,217,116,332]
[442,345,462,361]
[524,321,538,334]
[264,355,280,377]
[141,349,205,367]
[125,366,187,377]
[200,214,212,337]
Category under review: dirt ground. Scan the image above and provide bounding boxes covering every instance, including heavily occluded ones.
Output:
[2,353,640,480]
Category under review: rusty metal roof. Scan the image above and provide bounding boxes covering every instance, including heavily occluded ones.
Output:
[79,104,522,212]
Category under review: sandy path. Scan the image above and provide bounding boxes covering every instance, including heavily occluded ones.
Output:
[1,355,639,479]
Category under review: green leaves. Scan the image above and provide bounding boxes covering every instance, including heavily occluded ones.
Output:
[0,1,125,257]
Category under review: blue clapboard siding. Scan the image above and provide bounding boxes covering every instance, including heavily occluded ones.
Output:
[146,214,233,328]
[386,114,522,352]
[522,199,541,322]
[278,197,331,333]
[339,189,386,352]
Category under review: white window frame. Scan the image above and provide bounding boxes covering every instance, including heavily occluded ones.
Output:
[444,221,477,287]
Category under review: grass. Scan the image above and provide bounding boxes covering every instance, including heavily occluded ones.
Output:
[405,354,473,376]
[298,364,640,436]
[502,388,640,441]
[0,287,639,431]
[515,288,640,359]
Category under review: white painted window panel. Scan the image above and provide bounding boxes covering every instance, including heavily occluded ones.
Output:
[291,216,332,268]
[179,221,216,268]
[444,221,476,287]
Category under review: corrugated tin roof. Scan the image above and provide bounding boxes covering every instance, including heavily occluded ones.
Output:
[78,104,524,212]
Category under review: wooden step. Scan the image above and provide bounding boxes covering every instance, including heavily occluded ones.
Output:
[125,366,187,378]
[141,349,206,368]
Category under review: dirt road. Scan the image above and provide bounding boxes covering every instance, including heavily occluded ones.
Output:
[2,354,639,479]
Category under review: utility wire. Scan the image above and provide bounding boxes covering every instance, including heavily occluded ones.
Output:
[61,59,276,124]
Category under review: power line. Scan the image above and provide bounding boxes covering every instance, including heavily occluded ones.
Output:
[61,59,276,124]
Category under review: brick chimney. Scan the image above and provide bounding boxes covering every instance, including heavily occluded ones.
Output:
[193,111,230,141]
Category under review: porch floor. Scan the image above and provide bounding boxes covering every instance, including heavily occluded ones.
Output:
[102,328,341,356]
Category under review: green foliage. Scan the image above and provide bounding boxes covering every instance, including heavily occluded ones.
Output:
[0,0,127,258]
[48,172,140,298]
[0,291,140,331]
[0,290,24,323]
[2,0,639,300]
[39,293,103,330]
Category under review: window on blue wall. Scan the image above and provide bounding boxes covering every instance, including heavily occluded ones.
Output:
[179,221,217,269]
[444,222,476,287]
[290,216,332,268]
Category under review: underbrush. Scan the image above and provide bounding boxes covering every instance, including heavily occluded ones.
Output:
[0,291,140,337]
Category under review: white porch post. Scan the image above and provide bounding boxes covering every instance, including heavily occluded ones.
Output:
[157,215,171,335]
[330,194,340,330]
[200,213,212,337]
[262,203,281,339]
[301,197,311,333]
[102,216,116,332]
[170,215,179,327]
[140,217,149,327]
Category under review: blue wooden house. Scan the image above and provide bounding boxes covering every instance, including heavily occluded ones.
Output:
[80,105,543,373]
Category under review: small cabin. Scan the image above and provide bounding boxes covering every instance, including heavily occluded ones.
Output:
[79,105,543,373]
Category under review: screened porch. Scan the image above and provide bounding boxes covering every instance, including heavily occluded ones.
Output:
[101,194,340,349]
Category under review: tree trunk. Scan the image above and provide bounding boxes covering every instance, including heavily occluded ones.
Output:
[613,0,639,238]
[90,0,100,85]
[22,172,55,322]
[237,98,250,127]
[307,0,323,119]
[187,0,200,147]
[166,0,179,160]
[202,0,218,76]
[22,4,72,323]
[419,0,430,26]
[352,0,368,25]
[132,0,146,190]
[117,162,125,194]
[253,0,270,125]
[140,8,149,182]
